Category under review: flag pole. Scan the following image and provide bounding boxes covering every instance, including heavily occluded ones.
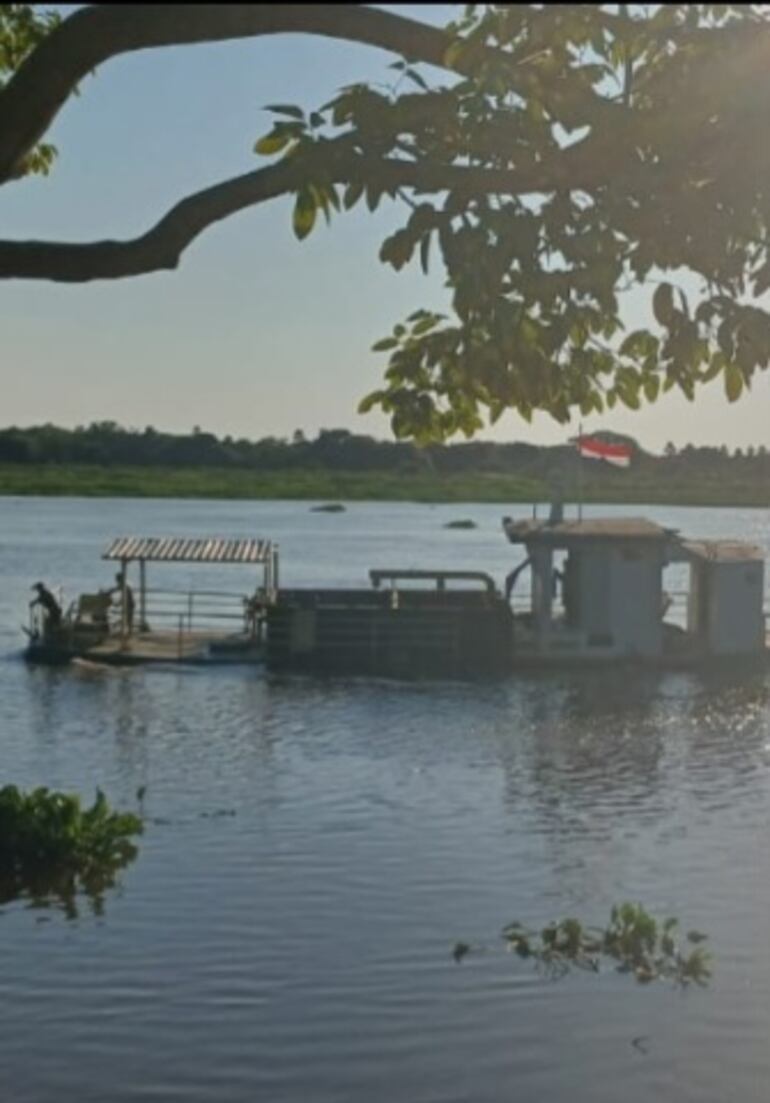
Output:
[577,421,583,522]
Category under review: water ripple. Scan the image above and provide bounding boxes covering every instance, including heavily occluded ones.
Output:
[0,500,769,1102]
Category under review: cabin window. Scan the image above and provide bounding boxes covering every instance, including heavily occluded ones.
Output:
[622,549,641,561]
[588,633,614,647]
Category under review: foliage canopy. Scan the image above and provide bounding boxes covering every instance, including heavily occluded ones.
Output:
[1,4,770,439]
[455,902,712,988]
[0,783,143,917]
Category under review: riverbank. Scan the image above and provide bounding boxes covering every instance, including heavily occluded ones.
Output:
[0,463,766,507]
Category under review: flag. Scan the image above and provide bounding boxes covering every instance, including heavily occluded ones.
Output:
[576,435,633,468]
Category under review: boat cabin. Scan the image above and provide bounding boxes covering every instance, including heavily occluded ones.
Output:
[503,516,766,664]
[676,540,766,656]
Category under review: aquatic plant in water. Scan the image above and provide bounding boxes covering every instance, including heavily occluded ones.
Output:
[0,785,143,917]
[454,903,711,987]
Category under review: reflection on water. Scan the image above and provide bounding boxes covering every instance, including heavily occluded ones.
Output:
[0,499,768,1103]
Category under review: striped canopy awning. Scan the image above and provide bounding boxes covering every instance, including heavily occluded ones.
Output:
[103,536,272,564]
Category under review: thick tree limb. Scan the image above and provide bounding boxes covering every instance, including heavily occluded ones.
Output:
[0,2,634,283]
[0,160,299,281]
[0,3,512,187]
[0,147,610,282]
[0,3,748,284]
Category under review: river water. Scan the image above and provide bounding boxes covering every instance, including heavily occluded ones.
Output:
[0,497,769,1103]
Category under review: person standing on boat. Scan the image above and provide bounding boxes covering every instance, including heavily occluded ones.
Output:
[29,582,62,631]
[110,572,135,634]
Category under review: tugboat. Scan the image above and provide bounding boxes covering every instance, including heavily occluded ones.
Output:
[501,516,767,667]
[263,518,768,675]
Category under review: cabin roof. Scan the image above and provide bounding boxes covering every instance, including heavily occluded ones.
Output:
[680,539,764,564]
[503,516,671,545]
[103,536,273,564]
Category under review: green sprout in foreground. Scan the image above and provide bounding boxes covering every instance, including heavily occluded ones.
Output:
[0,785,143,918]
[454,903,711,988]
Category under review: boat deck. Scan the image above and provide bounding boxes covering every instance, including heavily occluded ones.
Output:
[81,630,263,665]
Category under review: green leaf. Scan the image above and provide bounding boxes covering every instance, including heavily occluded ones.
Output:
[701,351,726,382]
[379,231,414,271]
[365,183,383,213]
[695,301,717,325]
[443,39,466,69]
[652,283,676,327]
[264,104,305,120]
[357,390,385,413]
[412,314,439,336]
[643,375,660,403]
[717,320,734,358]
[724,362,743,401]
[371,337,399,352]
[619,384,641,410]
[753,262,770,298]
[254,130,294,156]
[620,330,658,360]
[343,180,365,211]
[292,188,317,241]
[419,234,431,275]
[325,184,340,213]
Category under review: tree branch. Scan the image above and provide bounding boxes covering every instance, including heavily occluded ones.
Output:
[0,150,606,282]
[0,3,510,186]
[0,160,298,281]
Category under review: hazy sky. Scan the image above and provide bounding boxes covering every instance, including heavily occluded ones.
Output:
[1,4,768,453]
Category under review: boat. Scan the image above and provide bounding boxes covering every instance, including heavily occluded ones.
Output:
[500,516,768,668]
[24,536,278,666]
[23,516,769,675]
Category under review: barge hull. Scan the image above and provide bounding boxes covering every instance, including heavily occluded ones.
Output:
[25,630,264,666]
[266,588,513,679]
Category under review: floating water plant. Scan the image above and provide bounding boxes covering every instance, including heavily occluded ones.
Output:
[0,785,143,917]
[444,519,477,529]
[311,502,346,513]
[454,903,711,988]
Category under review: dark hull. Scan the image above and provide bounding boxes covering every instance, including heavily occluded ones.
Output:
[24,630,264,667]
[266,589,514,680]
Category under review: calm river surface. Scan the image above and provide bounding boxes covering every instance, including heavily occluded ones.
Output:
[1,498,769,1102]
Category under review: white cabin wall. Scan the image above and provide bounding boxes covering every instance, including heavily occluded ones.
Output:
[575,546,611,640]
[571,543,663,656]
[707,561,765,655]
[608,546,663,657]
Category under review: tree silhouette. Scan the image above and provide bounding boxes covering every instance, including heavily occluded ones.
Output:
[2,5,770,439]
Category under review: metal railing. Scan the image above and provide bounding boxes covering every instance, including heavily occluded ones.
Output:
[141,587,266,635]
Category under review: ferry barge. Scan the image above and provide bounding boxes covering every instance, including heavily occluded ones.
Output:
[23,516,769,675]
[24,536,278,666]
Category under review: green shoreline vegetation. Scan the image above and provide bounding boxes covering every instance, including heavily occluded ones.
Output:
[0,462,766,507]
[0,423,766,507]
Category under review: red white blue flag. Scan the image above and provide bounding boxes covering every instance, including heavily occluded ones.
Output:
[576,435,633,468]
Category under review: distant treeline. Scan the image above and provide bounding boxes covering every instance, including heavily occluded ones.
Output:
[0,422,767,483]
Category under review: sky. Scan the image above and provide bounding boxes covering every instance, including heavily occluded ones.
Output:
[1,4,768,454]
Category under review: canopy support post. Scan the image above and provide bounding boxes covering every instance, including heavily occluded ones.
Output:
[120,558,128,643]
[139,559,146,632]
